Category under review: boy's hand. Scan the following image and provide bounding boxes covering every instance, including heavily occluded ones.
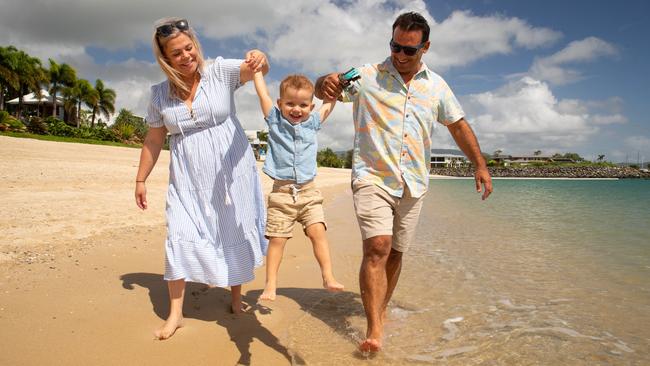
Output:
[320,73,343,100]
[245,49,268,73]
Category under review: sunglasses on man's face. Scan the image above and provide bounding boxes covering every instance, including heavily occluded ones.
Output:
[389,39,426,56]
[156,19,189,37]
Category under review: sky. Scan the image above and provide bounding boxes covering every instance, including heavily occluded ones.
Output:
[1,0,648,163]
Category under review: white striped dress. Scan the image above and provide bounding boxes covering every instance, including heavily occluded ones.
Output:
[146,57,267,287]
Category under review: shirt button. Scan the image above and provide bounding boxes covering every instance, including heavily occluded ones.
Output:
[406,114,410,118]
[404,133,407,138]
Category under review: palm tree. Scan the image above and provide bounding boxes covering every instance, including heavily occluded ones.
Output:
[89,79,116,128]
[48,59,76,118]
[0,46,20,111]
[62,86,78,125]
[14,50,48,119]
[64,79,95,127]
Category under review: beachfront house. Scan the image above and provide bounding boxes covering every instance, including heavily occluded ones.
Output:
[430,149,468,168]
[5,89,65,120]
[490,154,575,166]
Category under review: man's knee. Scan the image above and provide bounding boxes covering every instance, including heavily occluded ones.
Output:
[363,236,392,263]
[388,248,403,261]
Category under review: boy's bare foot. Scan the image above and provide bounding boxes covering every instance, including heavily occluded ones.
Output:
[359,338,382,353]
[154,314,184,340]
[259,287,276,301]
[323,278,344,292]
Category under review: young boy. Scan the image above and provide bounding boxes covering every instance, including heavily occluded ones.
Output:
[253,71,344,300]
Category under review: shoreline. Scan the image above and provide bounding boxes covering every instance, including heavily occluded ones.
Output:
[430,166,650,179]
[430,175,620,180]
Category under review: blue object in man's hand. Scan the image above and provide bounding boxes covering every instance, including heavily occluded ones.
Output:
[339,68,361,95]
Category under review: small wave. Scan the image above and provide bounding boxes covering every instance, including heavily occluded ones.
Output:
[441,316,464,341]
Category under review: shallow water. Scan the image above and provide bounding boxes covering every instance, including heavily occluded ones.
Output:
[286,179,650,365]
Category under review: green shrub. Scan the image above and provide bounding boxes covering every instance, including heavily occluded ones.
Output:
[487,160,498,167]
[46,118,75,137]
[0,111,10,124]
[72,126,97,139]
[27,117,48,135]
[112,123,136,140]
[5,117,25,131]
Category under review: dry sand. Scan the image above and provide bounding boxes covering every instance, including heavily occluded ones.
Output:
[0,135,363,365]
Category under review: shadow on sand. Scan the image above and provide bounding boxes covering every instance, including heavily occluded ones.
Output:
[120,272,305,365]
[247,287,376,361]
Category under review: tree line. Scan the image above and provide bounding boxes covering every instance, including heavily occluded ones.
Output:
[0,45,150,145]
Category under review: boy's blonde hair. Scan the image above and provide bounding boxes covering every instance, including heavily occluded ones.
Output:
[152,17,205,97]
[279,74,314,99]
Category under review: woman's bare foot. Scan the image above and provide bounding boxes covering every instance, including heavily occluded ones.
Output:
[154,313,184,340]
[259,286,276,301]
[323,277,344,292]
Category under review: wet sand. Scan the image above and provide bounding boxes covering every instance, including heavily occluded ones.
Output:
[0,135,360,365]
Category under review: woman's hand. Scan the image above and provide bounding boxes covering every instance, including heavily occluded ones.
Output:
[135,182,148,210]
[241,49,269,83]
[245,49,268,73]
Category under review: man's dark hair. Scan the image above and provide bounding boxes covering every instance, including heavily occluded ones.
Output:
[392,12,430,43]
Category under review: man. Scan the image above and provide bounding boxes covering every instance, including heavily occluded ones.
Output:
[315,12,493,352]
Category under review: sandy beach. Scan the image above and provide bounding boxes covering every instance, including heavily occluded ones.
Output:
[0,135,361,365]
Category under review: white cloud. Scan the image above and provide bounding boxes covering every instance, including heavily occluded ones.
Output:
[529,37,618,84]
[426,10,561,70]
[456,77,632,154]
[262,4,561,73]
[2,0,627,156]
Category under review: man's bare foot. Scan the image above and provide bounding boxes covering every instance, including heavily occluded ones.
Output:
[154,314,184,340]
[323,278,344,292]
[359,338,382,353]
[259,287,276,301]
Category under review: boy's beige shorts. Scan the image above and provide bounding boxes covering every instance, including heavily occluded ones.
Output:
[265,180,326,238]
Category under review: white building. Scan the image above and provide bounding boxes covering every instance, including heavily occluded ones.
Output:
[430,149,468,168]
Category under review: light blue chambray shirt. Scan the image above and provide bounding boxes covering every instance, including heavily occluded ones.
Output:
[262,106,321,184]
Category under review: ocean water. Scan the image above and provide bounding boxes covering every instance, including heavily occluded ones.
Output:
[286,179,650,365]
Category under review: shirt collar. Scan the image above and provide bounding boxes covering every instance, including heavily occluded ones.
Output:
[378,57,431,81]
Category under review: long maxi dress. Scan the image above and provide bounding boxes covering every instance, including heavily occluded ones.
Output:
[145,57,267,287]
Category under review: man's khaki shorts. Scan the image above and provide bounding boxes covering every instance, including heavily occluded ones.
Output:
[265,180,327,238]
[352,178,425,252]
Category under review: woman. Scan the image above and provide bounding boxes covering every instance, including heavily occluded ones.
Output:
[135,17,268,340]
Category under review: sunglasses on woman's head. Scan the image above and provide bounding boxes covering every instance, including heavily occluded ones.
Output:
[389,39,426,56]
[156,19,189,37]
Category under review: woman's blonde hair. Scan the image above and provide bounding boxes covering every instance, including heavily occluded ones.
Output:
[152,17,205,97]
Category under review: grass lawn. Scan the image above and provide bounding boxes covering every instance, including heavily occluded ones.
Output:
[0,131,141,148]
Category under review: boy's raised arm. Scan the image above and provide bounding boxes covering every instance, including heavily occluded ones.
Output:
[253,71,274,118]
[319,98,336,123]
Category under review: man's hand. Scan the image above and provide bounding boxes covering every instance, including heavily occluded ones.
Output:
[474,167,493,200]
[318,73,344,100]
